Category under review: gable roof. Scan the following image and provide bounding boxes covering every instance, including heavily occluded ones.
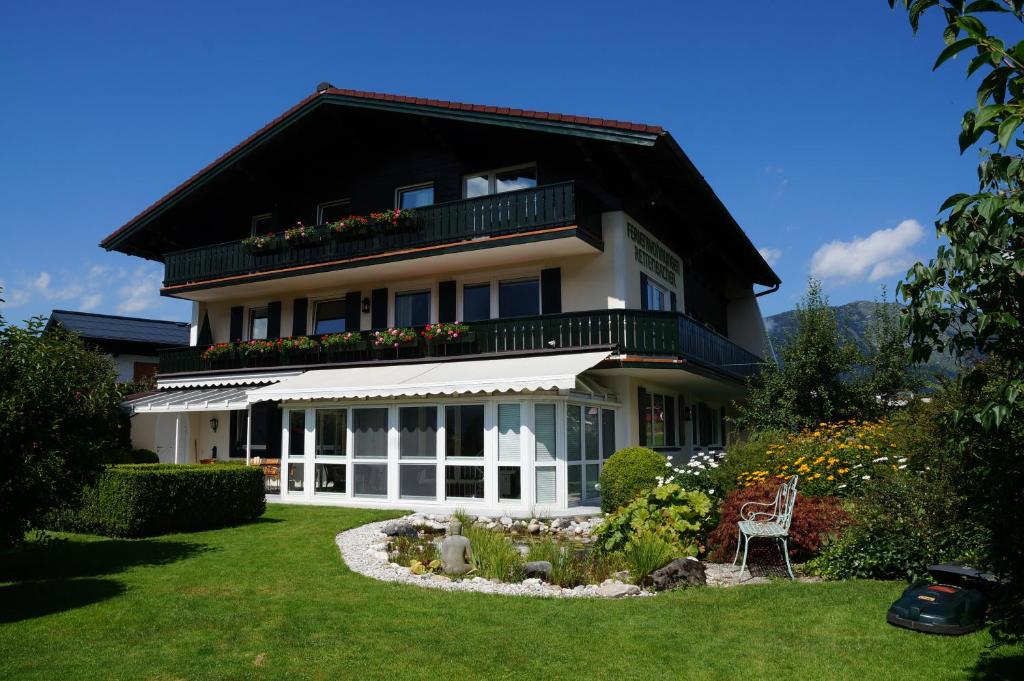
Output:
[99,87,666,253]
[99,85,779,287]
[46,309,190,347]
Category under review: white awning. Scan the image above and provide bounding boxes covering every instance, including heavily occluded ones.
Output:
[246,351,610,403]
[125,387,251,414]
[157,369,302,389]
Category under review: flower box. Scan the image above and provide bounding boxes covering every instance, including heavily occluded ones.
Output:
[320,332,367,354]
[241,234,279,254]
[371,327,419,349]
[282,223,326,247]
[329,215,370,241]
[422,322,474,344]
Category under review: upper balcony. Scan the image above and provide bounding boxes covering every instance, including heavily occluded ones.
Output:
[162,182,600,291]
[158,309,766,383]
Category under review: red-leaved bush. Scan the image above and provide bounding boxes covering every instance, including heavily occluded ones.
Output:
[706,482,851,563]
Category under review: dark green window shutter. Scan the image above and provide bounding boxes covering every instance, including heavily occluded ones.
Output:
[197,312,213,346]
[640,272,649,311]
[229,306,243,342]
[292,297,308,336]
[541,267,561,314]
[229,411,238,458]
[438,280,457,322]
[267,301,281,339]
[670,291,677,312]
[345,291,362,331]
[371,288,388,329]
[665,395,676,447]
[637,386,648,447]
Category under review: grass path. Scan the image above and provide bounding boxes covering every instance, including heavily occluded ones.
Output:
[0,505,1018,680]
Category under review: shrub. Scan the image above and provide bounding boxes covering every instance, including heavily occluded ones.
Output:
[0,317,125,548]
[594,483,711,556]
[130,448,159,464]
[622,530,675,586]
[463,525,523,581]
[706,432,783,495]
[599,447,667,512]
[49,464,265,537]
[807,471,986,582]
[735,420,905,497]
[706,482,851,563]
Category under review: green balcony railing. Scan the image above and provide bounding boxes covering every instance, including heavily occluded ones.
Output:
[158,309,766,381]
[164,182,594,287]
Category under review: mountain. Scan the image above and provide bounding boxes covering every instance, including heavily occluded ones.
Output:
[764,300,959,380]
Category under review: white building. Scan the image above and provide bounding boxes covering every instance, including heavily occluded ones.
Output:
[109,85,779,516]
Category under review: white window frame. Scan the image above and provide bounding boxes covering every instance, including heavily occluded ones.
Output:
[397,404,441,502]
[311,296,348,336]
[316,198,351,225]
[462,163,537,198]
[392,288,433,327]
[248,306,269,341]
[312,407,349,496]
[565,403,614,506]
[442,403,487,502]
[644,276,671,312]
[394,182,435,209]
[351,406,390,499]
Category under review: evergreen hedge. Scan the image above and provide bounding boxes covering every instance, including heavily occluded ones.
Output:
[51,464,265,537]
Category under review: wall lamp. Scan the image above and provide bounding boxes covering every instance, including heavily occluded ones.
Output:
[361,297,371,314]
[209,417,219,433]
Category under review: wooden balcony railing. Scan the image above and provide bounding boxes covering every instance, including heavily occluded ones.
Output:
[158,309,766,381]
[163,182,594,287]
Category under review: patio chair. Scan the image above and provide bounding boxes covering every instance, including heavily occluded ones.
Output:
[732,475,799,580]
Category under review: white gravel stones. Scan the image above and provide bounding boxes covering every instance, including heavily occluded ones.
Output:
[336,515,645,599]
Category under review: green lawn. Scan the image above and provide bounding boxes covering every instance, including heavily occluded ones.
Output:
[1,505,1019,681]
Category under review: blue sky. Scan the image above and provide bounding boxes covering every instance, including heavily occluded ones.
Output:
[0,1,986,322]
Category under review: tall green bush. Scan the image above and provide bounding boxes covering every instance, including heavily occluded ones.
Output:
[0,313,124,548]
[599,447,667,512]
[50,464,266,537]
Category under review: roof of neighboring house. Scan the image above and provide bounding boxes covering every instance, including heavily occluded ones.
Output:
[45,310,190,348]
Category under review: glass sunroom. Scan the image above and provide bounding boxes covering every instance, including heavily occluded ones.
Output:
[246,352,618,514]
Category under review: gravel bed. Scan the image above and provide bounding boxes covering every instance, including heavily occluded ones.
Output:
[335,515,651,599]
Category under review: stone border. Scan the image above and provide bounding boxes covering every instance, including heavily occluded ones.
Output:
[335,515,810,597]
[335,515,650,598]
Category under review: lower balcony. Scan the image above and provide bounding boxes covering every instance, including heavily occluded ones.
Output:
[159,310,766,382]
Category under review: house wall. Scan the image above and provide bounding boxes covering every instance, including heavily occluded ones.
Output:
[111,353,160,382]
[129,413,158,451]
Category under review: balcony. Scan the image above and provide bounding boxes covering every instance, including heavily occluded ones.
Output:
[163,182,597,288]
[158,309,766,382]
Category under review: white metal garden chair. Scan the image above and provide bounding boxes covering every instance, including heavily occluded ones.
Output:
[732,475,799,580]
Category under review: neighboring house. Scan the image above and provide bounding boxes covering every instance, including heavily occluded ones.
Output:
[44,309,189,383]
[105,85,779,513]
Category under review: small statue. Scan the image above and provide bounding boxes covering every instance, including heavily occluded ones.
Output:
[440,518,472,575]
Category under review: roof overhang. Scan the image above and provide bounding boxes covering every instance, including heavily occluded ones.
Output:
[124,386,251,414]
[246,351,610,403]
[157,369,302,389]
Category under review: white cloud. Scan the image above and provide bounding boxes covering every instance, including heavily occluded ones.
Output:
[810,219,925,283]
[117,267,162,314]
[758,247,782,266]
[79,293,102,311]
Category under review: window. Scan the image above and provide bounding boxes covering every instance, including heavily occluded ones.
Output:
[567,403,613,505]
[498,278,539,318]
[462,283,491,322]
[644,277,671,311]
[251,213,274,236]
[314,299,347,334]
[316,409,347,457]
[317,199,350,225]
[534,403,557,504]
[395,290,431,327]
[399,407,437,459]
[353,407,388,497]
[445,405,484,458]
[642,390,677,448]
[446,465,484,499]
[396,183,434,209]
[497,403,521,501]
[400,465,437,499]
[314,407,347,495]
[287,410,305,493]
[463,165,537,198]
[132,362,158,381]
[249,307,268,340]
[694,402,723,448]
[445,404,484,500]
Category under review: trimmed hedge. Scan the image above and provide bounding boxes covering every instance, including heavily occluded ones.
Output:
[51,464,265,537]
[599,447,667,512]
